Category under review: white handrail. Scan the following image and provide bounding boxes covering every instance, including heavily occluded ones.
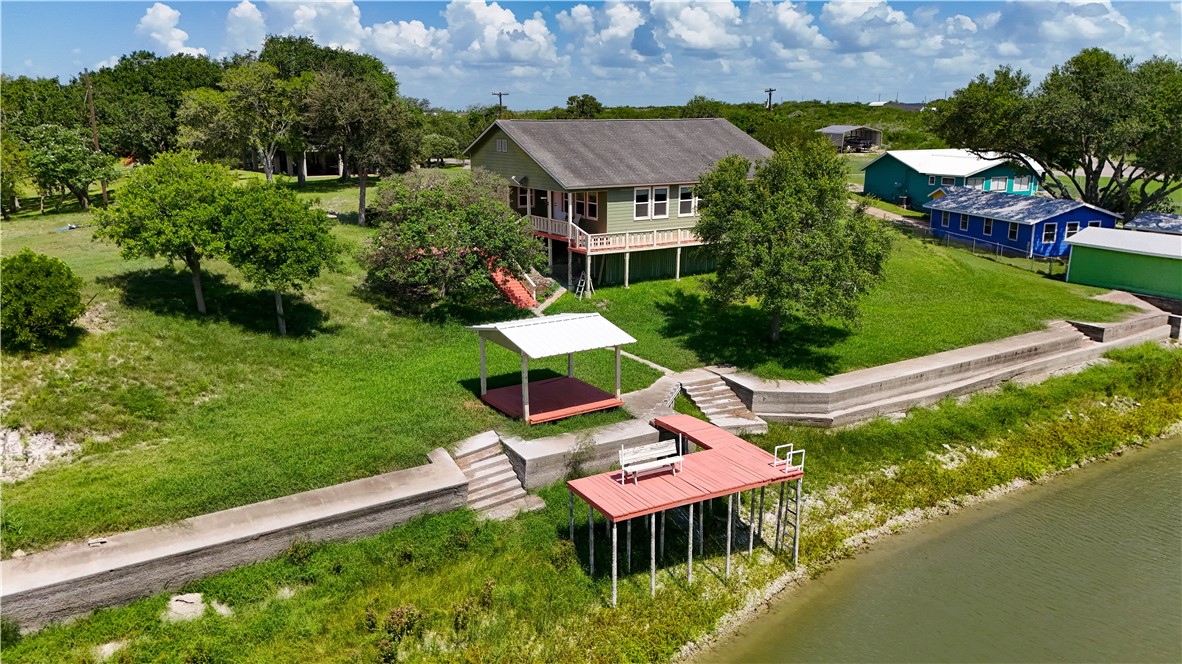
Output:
[773,444,806,472]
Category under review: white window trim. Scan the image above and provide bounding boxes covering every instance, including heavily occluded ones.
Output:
[928,175,937,186]
[634,187,651,220]
[940,211,949,228]
[1013,176,1030,190]
[991,176,1008,191]
[941,176,956,186]
[651,186,670,219]
[1042,222,1057,244]
[959,215,969,232]
[1066,221,1080,237]
[1008,222,1019,241]
[966,177,985,190]
[983,218,994,236]
[495,138,508,153]
[678,186,698,217]
[586,192,599,221]
[1088,220,1100,228]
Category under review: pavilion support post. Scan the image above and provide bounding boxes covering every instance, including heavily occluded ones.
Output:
[567,353,574,378]
[569,491,574,541]
[611,521,618,607]
[748,489,756,557]
[589,505,595,576]
[726,494,733,579]
[793,478,803,568]
[624,251,631,288]
[614,346,621,398]
[687,501,695,583]
[520,353,530,422]
[626,519,632,574]
[675,247,682,281]
[650,513,656,596]
[479,337,488,396]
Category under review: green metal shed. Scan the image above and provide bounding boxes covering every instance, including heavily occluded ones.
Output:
[1065,227,1182,299]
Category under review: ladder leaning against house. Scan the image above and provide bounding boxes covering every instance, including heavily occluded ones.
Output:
[574,270,595,300]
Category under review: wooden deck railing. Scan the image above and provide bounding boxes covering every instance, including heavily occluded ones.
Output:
[528,216,701,254]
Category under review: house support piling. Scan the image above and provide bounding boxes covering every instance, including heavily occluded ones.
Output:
[624,251,631,288]
[675,247,682,281]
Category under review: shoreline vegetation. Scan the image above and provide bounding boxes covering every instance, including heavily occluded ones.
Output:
[4,343,1179,662]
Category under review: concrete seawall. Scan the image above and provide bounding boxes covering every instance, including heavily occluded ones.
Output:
[1,448,468,629]
[501,420,660,490]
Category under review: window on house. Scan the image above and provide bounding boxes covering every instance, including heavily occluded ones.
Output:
[574,192,585,217]
[679,186,697,216]
[966,177,985,190]
[534,189,548,217]
[983,218,994,236]
[517,187,530,210]
[634,188,651,220]
[1008,222,1019,241]
[991,176,1008,191]
[1042,223,1057,243]
[586,192,598,220]
[652,187,669,218]
[1089,220,1100,228]
[941,177,956,186]
[941,211,950,228]
[1013,176,1030,190]
[928,175,937,186]
[960,215,970,232]
[495,138,508,153]
[553,192,570,220]
[1066,221,1080,237]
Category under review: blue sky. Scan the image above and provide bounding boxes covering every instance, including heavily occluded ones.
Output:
[3,1,1180,109]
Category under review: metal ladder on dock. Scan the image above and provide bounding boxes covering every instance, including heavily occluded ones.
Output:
[772,477,803,567]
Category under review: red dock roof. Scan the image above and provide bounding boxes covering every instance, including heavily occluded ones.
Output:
[567,414,802,522]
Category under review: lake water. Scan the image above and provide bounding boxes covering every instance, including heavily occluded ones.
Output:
[697,434,1182,663]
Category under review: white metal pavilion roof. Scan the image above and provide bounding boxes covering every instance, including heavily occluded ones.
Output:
[1066,226,1182,260]
[862,149,1045,177]
[468,313,636,359]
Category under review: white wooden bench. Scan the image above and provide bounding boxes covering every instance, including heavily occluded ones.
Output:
[619,441,683,485]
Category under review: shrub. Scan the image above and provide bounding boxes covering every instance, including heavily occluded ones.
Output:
[0,249,85,350]
[0,616,21,649]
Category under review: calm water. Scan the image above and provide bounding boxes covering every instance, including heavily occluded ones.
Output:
[698,434,1182,663]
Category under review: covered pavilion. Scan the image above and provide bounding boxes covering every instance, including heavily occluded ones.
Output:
[568,414,805,606]
[468,313,636,424]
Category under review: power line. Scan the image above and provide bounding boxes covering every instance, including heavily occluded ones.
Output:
[491,91,509,108]
[764,87,776,111]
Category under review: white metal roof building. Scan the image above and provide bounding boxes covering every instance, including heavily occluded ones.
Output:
[816,125,882,149]
[468,313,636,359]
[1065,226,1182,299]
[863,149,1045,178]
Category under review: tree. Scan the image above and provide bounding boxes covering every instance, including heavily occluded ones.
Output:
[94,151,235,314]
[565,94,604,119]
[176,87,241,164]
[924,48,1182,219]
[1,133,30,218]
[695,139,892,341]
[682,95,723,118]
[0,249,86,350]
[363,171,542,308]
[219,62,301,182]
[221,183,339,335]
[303,69,421,226]
[24,124,118,211]
[419,134,459,167]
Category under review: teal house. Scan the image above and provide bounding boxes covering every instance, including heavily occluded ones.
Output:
[862,149,1041,209]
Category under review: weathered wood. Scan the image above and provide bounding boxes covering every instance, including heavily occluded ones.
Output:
[479,338,488,396]
[520,353,530,421]
[611,521,617,607]
[650,513,656,596]
[687,502,694,584]
[725,494,733,578]
[614,345,621,398]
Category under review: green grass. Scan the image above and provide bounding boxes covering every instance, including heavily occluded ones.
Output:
[549,229,1130,379]
[1,204,660,554]
[853,193,928,220]
[841,153,878,187]
[5,344,1179,663]
[1096,176,1182,207]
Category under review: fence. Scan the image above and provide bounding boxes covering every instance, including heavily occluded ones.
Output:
[899,225,1068,278]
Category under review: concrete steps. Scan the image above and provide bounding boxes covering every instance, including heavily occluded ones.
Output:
[452,432,544,520]
[681,373,768,435]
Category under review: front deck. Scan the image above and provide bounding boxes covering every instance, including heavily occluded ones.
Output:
[481,376,623,424]
[530,216,703,255]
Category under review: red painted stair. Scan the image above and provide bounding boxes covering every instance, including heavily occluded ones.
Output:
[490,267,538,308]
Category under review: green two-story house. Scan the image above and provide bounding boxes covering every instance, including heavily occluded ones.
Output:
[466,118,773,288]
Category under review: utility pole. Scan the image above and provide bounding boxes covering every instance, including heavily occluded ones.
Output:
[83,69,108,207]
[491,91,509,111]
[764,87,776,111]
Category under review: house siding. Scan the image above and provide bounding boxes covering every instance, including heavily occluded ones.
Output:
[864,155,1038,209]
[930,207,1119,257]
[604,185,700,234]
[470,127,564,192]
[590,246,714,285]
[1067,246,1182,299]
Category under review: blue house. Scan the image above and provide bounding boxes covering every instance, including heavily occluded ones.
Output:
[862,149,1042,209]
[1125,211,1182,235]
[924,187,1121,258]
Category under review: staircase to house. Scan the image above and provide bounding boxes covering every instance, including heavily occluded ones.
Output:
[453,433,544,520]
[489,268,539,309]
[681,371,768,435]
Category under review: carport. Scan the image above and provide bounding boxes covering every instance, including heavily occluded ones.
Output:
[816,125,883,150]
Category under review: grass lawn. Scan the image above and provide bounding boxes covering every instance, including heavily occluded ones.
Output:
[0,188,659,554]
[549,229,1130,379]
[5,344,1179,662]
[853,193,929,220]
[841,152,878,188]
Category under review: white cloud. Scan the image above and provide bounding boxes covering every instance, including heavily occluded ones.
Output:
[443,0,563,66]
[225,1,267,54]
[95,55,121,69]
[650,0,746,52]
[996,42,1022,58]
[266,0,368,51]
[556,1,650,72]
[945,15,977,34]
[370,19,449,64]
[820,0,918,52]
[136,2,207,56]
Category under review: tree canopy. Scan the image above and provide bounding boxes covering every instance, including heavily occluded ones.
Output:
[924,48,1182,219]
[565,94,604,119]
[24,124,118,211]
[695,139,892,341]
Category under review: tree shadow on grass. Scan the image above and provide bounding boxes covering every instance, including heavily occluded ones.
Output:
[353,280,526,328]
[656,289,849,378]
[97,267,336,337]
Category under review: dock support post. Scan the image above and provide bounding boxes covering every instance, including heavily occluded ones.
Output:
[659,511,665,560]
[611,521,618,607]
[478,337,487,396]
[650,513,656,596]
[589,505,594,576]
[568,490,574,542]
[757,486,765,540]
[725,494,733,578]
[520,353,530,422]
[748,489,756,557]
[687,502,694,583]
[624,251,631,288]
[697,501,703,555]
[774,482,786,552]
[626,519,632,574]
[675,247,682,281]
[614,346,621,398]
[793,478,803,568]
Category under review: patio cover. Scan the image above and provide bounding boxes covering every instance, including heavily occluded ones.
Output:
[467,313,636,358]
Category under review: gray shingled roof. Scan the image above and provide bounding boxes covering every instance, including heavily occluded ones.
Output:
[470,119,772,190]
[924,186,1121,225]
[1126,211,1182,235]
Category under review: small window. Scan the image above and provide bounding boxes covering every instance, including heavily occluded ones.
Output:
[966,177,985,190]
[634,188,651,220]
[652,187,669,218]
[1042,222,1057,243]
[941,211,950,228]
[983,218,994,236]
[941,177,956,186]
[928,175,937,186]
[495,138,508,153]
[960,215,969,232]
[1013,176,1030,190]
[1008,222,1019,241]
[991,176,1008,191]
[586,192,598,220]
[517,187,529,209]
[679,186,696,216]
[1088,220,1100,228]
[1066,221,1080,238]
[574,192,585,217]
